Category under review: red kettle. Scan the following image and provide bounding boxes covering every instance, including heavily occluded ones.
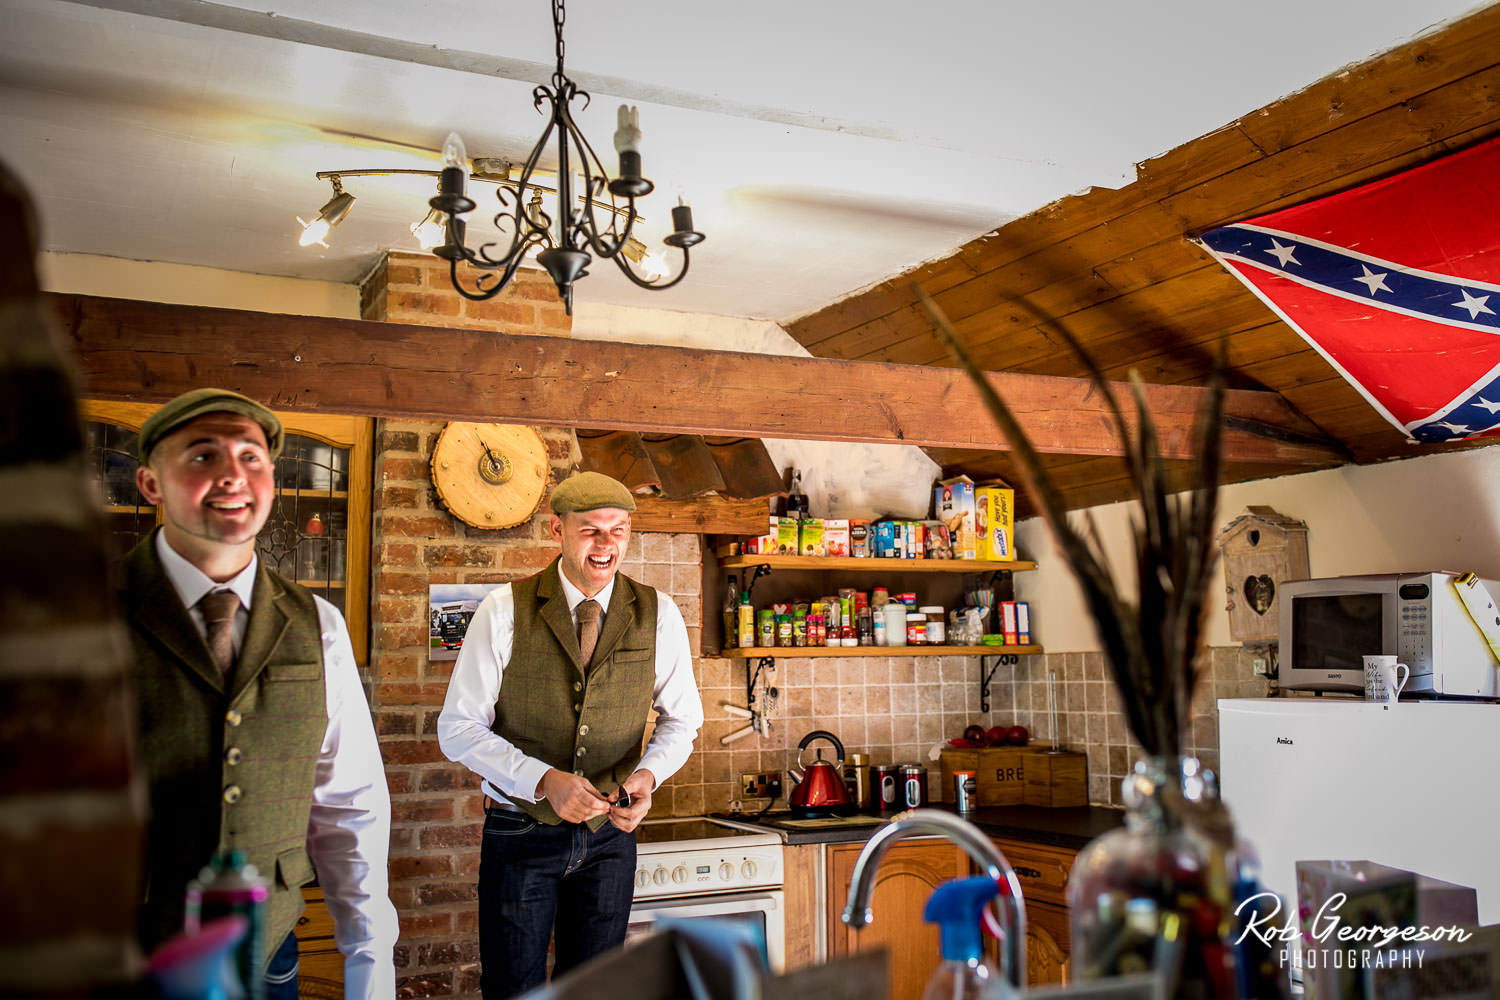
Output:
[788,730,855,818]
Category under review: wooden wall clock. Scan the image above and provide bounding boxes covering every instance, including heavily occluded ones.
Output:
[430,423,550,529]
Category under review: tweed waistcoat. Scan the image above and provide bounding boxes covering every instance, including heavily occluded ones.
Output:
[494,558,657,829]
[123,532,328,965]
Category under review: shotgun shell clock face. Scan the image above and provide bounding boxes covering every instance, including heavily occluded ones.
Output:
[430,422,550,529]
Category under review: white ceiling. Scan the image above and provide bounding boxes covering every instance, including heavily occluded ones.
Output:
[0,0,1486,323]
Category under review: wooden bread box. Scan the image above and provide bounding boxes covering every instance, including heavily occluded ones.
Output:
[938,745,1088,808]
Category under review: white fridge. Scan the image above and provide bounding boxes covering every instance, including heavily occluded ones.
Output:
[1217,697,1500,925]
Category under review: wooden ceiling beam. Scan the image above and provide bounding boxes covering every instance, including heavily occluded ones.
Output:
[52,292,1344,467]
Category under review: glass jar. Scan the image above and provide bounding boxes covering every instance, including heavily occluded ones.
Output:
[905,612,926,645]
[921,606,945,645]
[1066,755,1241,996]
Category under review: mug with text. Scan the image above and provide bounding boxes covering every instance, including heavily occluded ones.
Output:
[1362,654,1410,703]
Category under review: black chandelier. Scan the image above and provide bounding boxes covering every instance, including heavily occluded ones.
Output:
[427,0,704,314]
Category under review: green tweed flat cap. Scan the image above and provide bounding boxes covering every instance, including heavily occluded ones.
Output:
[550,471,637,514]
[138,388,285,462]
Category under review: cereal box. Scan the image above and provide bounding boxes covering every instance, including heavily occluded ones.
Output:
[975,481,1015,561]
[922,520,952,559]
[934,476,977,559]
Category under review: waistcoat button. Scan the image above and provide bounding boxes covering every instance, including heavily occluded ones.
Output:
[225,747,243,766]
[225,709,243,727]
[575,746,587,757]
[573,681,583,692]
[223,785,242,804]
[578,724,590,736]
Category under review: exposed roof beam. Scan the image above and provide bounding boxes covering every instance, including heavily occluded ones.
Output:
[51,293,1344,466]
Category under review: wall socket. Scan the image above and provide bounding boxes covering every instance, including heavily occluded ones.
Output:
[740,772,783,799]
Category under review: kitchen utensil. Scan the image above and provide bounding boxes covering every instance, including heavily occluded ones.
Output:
[787,730,854,817]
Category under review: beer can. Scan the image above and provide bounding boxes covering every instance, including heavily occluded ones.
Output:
[953,770,977,813]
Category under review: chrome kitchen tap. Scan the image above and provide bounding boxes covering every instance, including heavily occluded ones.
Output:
[841,809,1028,988]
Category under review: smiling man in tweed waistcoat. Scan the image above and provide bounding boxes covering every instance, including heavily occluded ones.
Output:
[437,471,704,999]
[124,389,397,998]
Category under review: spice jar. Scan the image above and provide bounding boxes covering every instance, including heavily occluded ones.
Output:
[921,606,945,645]
[906,611,926,645]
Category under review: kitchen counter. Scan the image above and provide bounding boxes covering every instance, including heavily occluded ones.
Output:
[709,802,1124,848]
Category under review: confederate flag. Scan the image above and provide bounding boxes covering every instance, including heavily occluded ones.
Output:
[1197,135,1500,444]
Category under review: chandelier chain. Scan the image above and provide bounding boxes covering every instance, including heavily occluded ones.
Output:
[553,0,567,84]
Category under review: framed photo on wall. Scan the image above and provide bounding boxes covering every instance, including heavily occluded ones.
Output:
[429,583,502,661]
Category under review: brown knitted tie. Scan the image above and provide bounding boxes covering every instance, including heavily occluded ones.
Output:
[576,599,602,671]
[199,590,241,681]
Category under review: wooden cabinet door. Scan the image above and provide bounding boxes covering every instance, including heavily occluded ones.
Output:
[828,839,967,1000]
[985,837,1077,987]
[1025,900,1071,986]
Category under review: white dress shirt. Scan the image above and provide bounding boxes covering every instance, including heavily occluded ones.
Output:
[437,568,703,805]
[156,533,399,999]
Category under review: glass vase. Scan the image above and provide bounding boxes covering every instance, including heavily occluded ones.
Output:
[1066,755,1242,998]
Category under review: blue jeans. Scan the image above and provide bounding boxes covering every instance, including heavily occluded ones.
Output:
[478,807,637,1000]
[263,930,299,1000]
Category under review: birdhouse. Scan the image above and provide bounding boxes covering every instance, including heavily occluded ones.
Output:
[1217,506,1310,643]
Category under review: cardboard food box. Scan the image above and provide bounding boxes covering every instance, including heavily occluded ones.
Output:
[850,519,871,558]
[776,517,800,555]
[823,518,851,557]
[921,520,951,559]
[745,515,778,554]
[798,517,825,556]
[975,481,1015,561]
[1295,860,1480,1000]
[934,476,978,559]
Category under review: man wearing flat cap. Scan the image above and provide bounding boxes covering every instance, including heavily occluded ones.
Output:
[124,388,397,997]
[439,470,704,999]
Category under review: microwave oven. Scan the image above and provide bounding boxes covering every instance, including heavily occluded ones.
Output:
[1277,572,1500,697]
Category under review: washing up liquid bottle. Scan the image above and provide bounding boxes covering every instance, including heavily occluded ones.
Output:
[920,875,1018,1000]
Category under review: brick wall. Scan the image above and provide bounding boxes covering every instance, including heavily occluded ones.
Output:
[361,252,1255,996]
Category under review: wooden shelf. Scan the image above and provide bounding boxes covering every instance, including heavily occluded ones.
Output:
[720,644,1042,658]
[719,554,1037,573]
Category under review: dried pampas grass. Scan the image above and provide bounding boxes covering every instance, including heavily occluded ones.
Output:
[917,286,1225,758]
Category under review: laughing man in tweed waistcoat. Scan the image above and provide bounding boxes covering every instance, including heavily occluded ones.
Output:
[437,471,704,1000]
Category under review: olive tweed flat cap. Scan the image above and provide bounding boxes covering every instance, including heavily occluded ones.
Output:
[138,388,284,462]
[550,471,637,514]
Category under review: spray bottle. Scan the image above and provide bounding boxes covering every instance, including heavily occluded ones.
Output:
[185,849,269,1000]
[920,875,1018,1000]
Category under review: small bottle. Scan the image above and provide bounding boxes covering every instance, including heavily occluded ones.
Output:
[786,470,809,520]
[737,590,755,648]
[185,849,270,1000]
[722,574,739,651]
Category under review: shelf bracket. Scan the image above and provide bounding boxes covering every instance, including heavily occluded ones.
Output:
[979,653,1019,713]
